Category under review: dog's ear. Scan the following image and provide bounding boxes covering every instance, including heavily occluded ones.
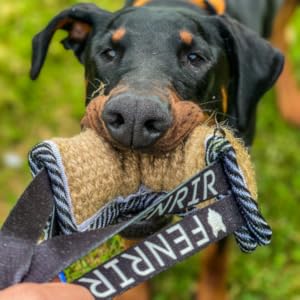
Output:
[30,3,112,80]
[210,15,284,141]
[124,0,135,6]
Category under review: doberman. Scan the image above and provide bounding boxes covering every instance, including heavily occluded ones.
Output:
[30,0,294,299]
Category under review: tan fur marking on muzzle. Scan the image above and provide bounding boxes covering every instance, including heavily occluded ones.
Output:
[151,89,208,153]
[81,86,129,147]
[82,87,208,154]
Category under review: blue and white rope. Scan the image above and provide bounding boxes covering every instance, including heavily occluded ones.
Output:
[29,142,77,236]
[205,132,272,252]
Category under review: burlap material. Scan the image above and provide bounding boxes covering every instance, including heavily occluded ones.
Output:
[51,125,256,225]
[52,130,139,225]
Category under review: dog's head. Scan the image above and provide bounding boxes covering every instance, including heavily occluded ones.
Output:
[30,1,284,151]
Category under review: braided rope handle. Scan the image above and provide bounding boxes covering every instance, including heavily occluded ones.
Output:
[205,131,272,253]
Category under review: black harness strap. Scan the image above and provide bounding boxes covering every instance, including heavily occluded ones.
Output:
[0,170,53,289]
[1,169,53,240]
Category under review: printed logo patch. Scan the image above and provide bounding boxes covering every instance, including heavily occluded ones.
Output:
[207,208,227,237]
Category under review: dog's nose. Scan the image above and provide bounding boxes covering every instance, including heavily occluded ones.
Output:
[102,94,172,149]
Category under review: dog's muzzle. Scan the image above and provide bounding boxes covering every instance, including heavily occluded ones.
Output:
[102,93,172,150]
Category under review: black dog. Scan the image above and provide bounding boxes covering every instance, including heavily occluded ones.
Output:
[30,0,284,148]
[30,1,284,299]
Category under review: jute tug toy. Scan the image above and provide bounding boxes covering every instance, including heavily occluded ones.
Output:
[0,97,271,298]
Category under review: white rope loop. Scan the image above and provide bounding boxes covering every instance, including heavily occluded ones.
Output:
[205,133,272,253]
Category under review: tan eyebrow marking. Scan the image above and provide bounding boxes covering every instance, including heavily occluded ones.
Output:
[179,30,193,45]
[133,0,151,7]
[112,27,126,42]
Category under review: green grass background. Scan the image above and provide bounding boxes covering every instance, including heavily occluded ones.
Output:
[0,1,300,299]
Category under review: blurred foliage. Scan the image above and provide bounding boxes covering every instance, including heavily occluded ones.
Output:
[64,235,125,283]
[0,1,300,299]
[290,8,300,81]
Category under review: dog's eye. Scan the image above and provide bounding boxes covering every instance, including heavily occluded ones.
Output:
[101,48,117,61]
[187,52,203,67]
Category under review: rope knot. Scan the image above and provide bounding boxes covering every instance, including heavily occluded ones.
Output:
[205,132,272,253]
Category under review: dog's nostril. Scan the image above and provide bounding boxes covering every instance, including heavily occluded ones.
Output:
[144,120,161,134]
[107,113,125,129]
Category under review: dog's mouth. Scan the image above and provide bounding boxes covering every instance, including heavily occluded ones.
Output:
[80,88,208,238]
[120,215,173,239]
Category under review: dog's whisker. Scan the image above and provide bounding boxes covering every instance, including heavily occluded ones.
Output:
[204,112,216,125]
[200,99,221,106]
[202,109,238,122]
[94,78,103,84]
[87,79,99,89]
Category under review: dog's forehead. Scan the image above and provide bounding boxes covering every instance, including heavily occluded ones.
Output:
[109,7,199,36]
